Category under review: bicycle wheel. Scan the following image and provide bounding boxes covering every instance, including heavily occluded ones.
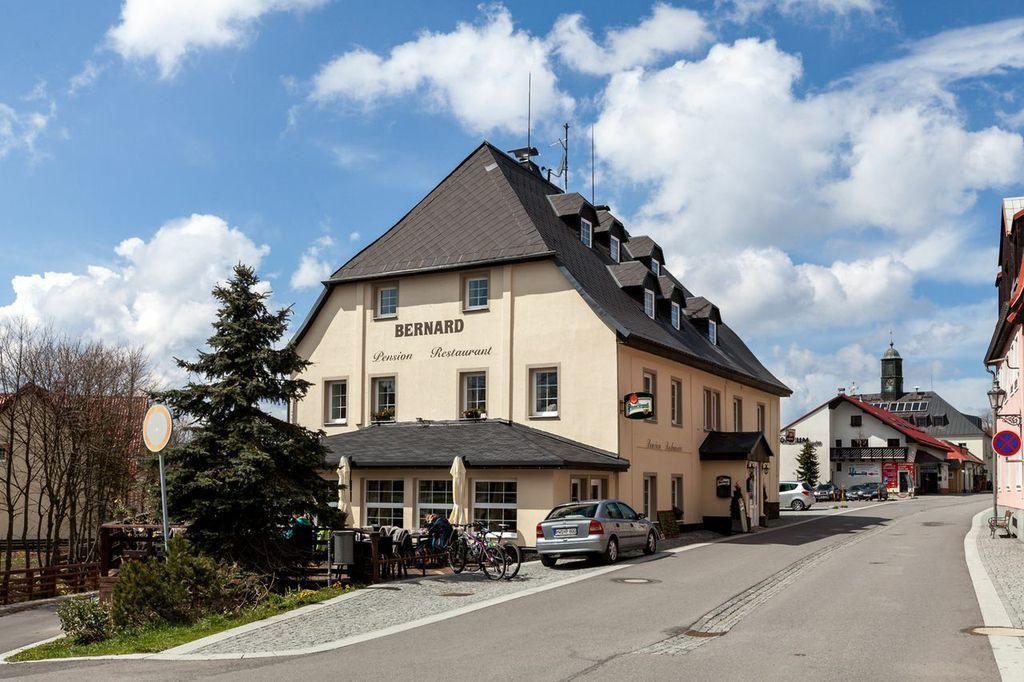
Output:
[448,537,467,574]
[481,545,507,581]
[502,543,522,580]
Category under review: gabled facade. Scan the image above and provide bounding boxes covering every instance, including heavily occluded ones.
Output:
[984,196,1024,538]
[291,142,790,543]
[780,393,984,495]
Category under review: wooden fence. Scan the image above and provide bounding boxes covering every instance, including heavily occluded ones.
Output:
[0,562,100,605]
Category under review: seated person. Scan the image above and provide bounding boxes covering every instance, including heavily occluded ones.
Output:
[423,513,453,551]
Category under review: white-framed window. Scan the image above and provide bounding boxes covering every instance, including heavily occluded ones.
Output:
[671,475,683,511]
[708,319,717,345]
[644,289,655,319]
[473,480,517,531]
[643,475,656,518]
[570,477,584,502]
[756,403,766,434]
[460,371,487,416]
[580,218,592,248]
[324,380,347,424]
[376,285,398,319]
[610,235,620,263]
[703,388,721,431]
[650,259,661,276]
[643,370,657,420]
[464,276,489,311]
[366,479,404,527]
[417,479,453,527]
[671,301,680,330]
[372,376,396,421]
[589,478,605,500]
[671,379,683,427]
[733,397,743,432]
[531,367,558,417]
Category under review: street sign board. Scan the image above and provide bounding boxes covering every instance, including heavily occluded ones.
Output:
[623,392,654,420]
[992,430,1021,458]
[143,404,173,453]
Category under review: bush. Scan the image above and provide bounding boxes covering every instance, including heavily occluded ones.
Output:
[56,597,111,644]
[112,538,266,631]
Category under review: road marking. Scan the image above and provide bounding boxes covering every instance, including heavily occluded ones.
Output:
[964,509,1024,681]
[0,500,899,665]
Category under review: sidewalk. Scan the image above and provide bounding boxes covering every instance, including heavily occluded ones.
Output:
[977,523,1024,629]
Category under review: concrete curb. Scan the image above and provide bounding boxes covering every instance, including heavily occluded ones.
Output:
[964,509,1024,681]
[0,501,892,665]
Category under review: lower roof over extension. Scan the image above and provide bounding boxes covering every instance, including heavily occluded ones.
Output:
[699,432,775,463]
[322,419,629,471]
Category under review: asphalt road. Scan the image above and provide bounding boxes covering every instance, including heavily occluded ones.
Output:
[0,605,60,655]
[0,495,997,680]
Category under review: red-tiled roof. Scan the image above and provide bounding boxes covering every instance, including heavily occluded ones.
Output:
[829,394,964,458]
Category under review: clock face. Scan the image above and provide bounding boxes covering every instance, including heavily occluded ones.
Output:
[884,378,895,390]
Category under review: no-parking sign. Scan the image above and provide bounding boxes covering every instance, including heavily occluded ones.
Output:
[992,430,1021,458]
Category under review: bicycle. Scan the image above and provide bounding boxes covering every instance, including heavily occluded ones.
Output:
[484,523,522,580]
[448,522,506,580]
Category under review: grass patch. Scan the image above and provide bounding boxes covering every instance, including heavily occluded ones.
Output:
[9,584,357,662]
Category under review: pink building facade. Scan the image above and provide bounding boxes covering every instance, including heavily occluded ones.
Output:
[985,197,1024,539]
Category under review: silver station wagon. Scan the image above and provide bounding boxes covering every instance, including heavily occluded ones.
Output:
[535,500,657,567]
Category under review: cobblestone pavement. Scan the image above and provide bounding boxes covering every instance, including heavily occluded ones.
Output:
[977,528,1024,628]
[193,530,716,655]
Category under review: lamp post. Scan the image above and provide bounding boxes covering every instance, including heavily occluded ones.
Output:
[987,378,1007,524]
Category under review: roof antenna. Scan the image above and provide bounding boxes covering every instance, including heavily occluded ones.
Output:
[546,122,570,191]
[590,125,595,204]
[527,72,531,152]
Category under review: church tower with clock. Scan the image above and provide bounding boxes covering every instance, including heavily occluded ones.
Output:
[881,340,903,399]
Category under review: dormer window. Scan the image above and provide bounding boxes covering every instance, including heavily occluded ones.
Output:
[671,302,680,330]
[644,289,655,319]
[610,235,620,263]
[580,218,592,248]
[708,319,717,345]
[650,259,661,276]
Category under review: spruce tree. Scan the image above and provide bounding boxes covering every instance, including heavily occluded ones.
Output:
[156,264,336,572]
[795,441,821,486]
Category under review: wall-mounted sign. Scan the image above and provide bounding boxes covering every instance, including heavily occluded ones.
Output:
[993,430,1021,457]
[641,438,683,453]
[372,350,413,362]
[783,429,796,443]
[623,392,654,420]
[395,319,464,338]
[778,434,822,446]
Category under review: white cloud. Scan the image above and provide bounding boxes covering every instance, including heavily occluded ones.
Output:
[0,214,270,383]
[107,0,328,79]
[724,0,882,23]
[549,3,711,76]
[290,235,334,290]
[68,61,105,97]
[0,100,55,161]
[349,231,360,242]
[310,5,571,134]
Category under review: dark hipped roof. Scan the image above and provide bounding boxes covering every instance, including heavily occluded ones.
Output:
[549,192,589,217]
[297,142,789,396]
[852,391,985,439]
[322,419,628,470]
[699,432,774,462]
[623,236,660,260]
[607,261,654,288]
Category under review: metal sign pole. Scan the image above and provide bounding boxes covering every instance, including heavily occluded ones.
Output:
[158,450,170,553]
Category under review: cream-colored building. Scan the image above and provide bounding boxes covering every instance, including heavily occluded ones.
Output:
[291,142,790,545]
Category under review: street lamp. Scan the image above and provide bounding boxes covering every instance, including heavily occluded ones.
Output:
[987,377,1007,524]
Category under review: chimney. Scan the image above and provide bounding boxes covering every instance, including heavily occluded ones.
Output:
[837,387,846,395]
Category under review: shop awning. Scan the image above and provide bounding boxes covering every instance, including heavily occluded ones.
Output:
[699,431,774,463]
[322,419,629,471]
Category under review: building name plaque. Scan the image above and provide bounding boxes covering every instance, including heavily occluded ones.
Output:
[395,319,464,338]
[642,438,683,453]
[430,346,493,358]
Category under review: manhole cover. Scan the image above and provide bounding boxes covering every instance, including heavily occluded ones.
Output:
[966,626,1024,637]
[440,592,473,597]
[612,577,660,585]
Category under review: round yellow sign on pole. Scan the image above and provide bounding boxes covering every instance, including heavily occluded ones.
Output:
[143,404,173,453]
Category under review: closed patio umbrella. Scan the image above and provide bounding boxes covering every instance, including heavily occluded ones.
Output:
[338,456,352,525]
[449,456,470,526]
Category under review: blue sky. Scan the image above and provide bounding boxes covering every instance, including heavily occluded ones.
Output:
[3,1,1024,420]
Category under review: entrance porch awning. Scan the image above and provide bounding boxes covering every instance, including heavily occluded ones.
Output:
[699,431,774,463]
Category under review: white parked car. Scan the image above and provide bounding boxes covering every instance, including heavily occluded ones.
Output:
[779,481,815,511]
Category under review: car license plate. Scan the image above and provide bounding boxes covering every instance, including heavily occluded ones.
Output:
[553,527,577,538]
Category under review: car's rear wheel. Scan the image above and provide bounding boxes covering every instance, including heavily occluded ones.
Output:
[540,554,557,568]
[602,537,619,564]
[643,532,657,555]
[790,499,806,511]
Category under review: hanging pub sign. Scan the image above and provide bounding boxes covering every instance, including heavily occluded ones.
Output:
[623,391,654,420]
